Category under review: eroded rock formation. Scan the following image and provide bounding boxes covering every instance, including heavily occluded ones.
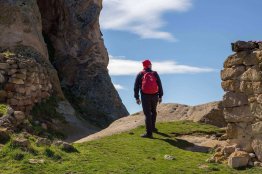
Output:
[0,0,128,129]
[37,0,129,124]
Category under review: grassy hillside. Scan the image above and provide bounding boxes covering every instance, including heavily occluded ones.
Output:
[0,121,261,174]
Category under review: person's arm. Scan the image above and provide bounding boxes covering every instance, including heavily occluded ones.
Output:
[134,72,142,100]
[155,72,163,98]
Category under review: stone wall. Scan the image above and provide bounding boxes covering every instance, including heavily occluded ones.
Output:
[219,41,262,167]
[0,50,52,113]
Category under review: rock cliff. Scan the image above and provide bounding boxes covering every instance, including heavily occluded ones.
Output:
[0,0,128,130]
[37,0,129,124]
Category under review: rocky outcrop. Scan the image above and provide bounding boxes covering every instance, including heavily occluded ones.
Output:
[212,41,262,168]
[150,101,226,127]
[37,0,129,124]
[0,0,128,129]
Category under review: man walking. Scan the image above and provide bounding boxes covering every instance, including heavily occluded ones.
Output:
[134,59,163,138]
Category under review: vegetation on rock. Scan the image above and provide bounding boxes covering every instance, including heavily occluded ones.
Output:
[0,104,8,116]
[29,96,66,139]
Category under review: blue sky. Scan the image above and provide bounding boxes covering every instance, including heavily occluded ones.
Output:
[100,0,262,114]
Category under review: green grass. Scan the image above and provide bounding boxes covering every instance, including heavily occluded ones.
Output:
[0,121,261,174]
[0,104,8,116]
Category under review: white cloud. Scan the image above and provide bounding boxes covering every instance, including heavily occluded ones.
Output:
[101,0,192,41]
[108,55,214,76]
[114,84,125,90]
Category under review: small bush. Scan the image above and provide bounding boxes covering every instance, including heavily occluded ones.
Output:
[44,148,62,160]
[0,104,8,116]
[44,148,54,158]
[31,96,65,123]
[12,152,24,161]
[30,96,66,139]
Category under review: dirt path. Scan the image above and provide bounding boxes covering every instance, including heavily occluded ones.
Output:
[74,102,226,145]
[75,104,190,143]
[74,113,226,147]
[177,135,227,152]
[75,114,144,143]
[75,112,227,153]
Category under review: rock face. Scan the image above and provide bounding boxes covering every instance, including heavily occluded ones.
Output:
[0,0,62,114]
[36,0,129,124]
[0,0,128,126]
[220,41,262,165]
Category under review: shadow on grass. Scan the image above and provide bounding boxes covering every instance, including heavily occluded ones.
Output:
[154,132,211,153]
[154,131,171,138]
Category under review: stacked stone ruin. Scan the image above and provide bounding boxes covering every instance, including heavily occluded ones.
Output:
[218,41,262,167]
[0,52,52,114]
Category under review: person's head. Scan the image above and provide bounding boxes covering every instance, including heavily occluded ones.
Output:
[142,59,152,69]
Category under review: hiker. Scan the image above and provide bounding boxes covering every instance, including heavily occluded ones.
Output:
[134,59,163,138]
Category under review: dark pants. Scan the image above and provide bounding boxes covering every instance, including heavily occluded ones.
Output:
[141,94,158,136]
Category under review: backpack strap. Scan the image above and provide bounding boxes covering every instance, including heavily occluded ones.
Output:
[140,70,146,76]
[140,70,157,76]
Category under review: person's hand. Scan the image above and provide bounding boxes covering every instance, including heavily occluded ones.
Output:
[158,98,162,104]
[136,99,141,105]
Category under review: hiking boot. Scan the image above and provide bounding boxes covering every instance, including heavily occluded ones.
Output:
[153,128,158,132]
[140,133,153,138]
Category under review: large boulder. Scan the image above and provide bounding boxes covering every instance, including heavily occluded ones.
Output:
[228,151,250,168]
[231,41,258,52]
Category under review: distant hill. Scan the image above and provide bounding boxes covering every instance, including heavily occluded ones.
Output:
[76,101,226,143]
